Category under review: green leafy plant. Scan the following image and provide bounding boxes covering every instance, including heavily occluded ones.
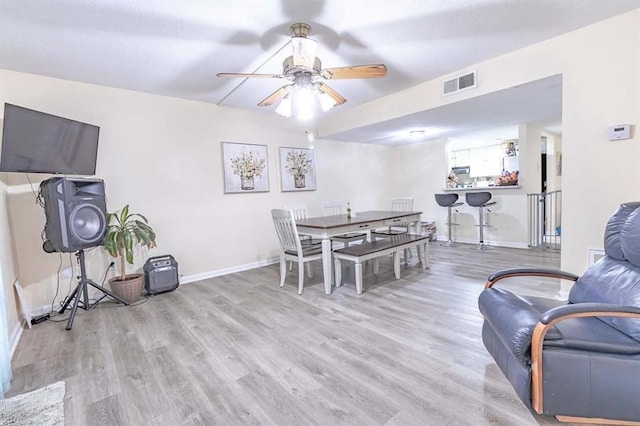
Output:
[103,205,156,281]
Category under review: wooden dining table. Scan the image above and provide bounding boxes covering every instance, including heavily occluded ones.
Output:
[295,210,423,294]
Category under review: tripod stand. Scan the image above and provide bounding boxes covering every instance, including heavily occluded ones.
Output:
[59,249,129,330]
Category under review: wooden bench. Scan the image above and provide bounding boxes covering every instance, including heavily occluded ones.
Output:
[333,234,430,294]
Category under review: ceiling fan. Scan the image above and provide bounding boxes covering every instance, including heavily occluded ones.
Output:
[217,23,387,118]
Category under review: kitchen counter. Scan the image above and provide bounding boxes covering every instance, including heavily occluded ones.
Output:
[443,185,522,192]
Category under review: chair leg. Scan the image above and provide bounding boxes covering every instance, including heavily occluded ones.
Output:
[306,261,314,278]
[288,260,293,271]
[404,248,410,264]
[334,258,343,288]
[355,261,363,295]
[279,255,287,288]
[473,206,494,250]
[298,262,305,295]
[373,258,379,274]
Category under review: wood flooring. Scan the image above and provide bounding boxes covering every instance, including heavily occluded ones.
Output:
[8,244,575,425]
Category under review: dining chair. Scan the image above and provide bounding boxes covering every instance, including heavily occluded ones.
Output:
[372,197,415,236]
[271,209,323,295]
[284,203,322,270]
[371,197,415,261]
[321,201,368,247]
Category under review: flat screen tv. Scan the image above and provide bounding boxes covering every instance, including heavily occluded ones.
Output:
[0,103,99,175]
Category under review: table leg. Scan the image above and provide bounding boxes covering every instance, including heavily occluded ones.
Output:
[322,238,333,295]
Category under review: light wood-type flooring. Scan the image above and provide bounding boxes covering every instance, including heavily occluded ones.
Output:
[9,244,578,425]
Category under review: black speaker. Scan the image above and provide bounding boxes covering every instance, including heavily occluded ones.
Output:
[40,177,107,253]
[144,255,179,295]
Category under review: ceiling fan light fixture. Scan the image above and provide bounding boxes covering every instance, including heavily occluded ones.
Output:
[291,36,317,69]
[293,86,315,121]
[318,91,336,112]
[275,95,292,117]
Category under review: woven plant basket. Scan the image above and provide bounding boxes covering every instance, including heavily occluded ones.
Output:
[108,274,144,303]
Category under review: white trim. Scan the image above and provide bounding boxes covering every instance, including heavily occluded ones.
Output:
[0,180,6,191]
[180,257,279,284]
[435,236,529,249]
[10,322,23,359]
[5,183,38,195]
[588,247,605,266]
[28,305,51,317]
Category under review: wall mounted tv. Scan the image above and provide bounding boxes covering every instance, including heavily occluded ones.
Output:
[0,103,99,175]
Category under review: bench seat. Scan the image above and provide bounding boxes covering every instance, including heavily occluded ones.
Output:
[333,234,430,294]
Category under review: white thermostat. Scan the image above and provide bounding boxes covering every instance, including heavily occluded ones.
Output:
[608,124,631,140]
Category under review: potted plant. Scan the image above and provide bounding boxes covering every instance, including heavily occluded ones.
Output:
[103,205,156,303]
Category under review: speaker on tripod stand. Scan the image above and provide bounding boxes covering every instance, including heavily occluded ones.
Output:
[40,177,107,253]
[40,177,128,330]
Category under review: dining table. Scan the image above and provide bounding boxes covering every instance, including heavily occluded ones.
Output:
[295,210,423,294]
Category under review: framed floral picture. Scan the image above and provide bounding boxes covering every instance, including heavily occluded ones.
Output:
[221,142,269,193]
[279,147,316,192]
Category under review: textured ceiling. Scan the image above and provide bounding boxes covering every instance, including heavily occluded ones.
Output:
[0,0,638,141]
[326,74,563,145]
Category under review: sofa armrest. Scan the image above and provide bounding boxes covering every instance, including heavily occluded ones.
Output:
[539,303,640,324]
[485,268,579,289]
[530,304,640,414]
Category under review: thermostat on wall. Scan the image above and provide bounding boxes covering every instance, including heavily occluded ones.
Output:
[608,124,631,140]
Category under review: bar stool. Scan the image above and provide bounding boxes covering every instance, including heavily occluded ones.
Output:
[434,193,463,247]
[465,192,496,250]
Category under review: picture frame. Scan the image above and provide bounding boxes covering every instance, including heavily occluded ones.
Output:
[279,147,317,192]
[221,142,269,193]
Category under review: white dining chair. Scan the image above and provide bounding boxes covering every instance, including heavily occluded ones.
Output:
[271,209,323,295]
[321,201,342,217]
[371,197,415,261]
[284,203,322,270]
[321,201,367,247]
[372,198,414,236]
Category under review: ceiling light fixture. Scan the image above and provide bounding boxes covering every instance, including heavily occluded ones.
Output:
[410,130,425,137]
[290,23,318,69]
[275,95,292,117]
[275,73,338,121]
[317,89,337,112]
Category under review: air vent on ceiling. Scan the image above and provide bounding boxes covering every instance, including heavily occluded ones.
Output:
[443,71,476,96]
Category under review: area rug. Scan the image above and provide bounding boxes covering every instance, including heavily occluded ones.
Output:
[0,381,65,425]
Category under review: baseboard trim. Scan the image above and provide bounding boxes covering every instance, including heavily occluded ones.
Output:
[26,258,280,312]
[435,236,529,249]
[10,322,23,359]
[180,257,279,284]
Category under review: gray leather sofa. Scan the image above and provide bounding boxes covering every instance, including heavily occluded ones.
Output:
[478,202,640,424]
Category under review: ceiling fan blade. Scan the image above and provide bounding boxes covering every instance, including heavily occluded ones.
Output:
[321,64,387,80]
[317,83,346,106]
[258,85,291,107]
[217,72,284,79]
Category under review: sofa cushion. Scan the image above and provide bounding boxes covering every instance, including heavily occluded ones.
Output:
[478,288,563,364]
[604,202,640,260]
[621,207,640,267]
[569,256,640,342]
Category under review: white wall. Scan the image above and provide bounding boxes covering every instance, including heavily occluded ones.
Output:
[0,69,394,310]
[321,10,640,275]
